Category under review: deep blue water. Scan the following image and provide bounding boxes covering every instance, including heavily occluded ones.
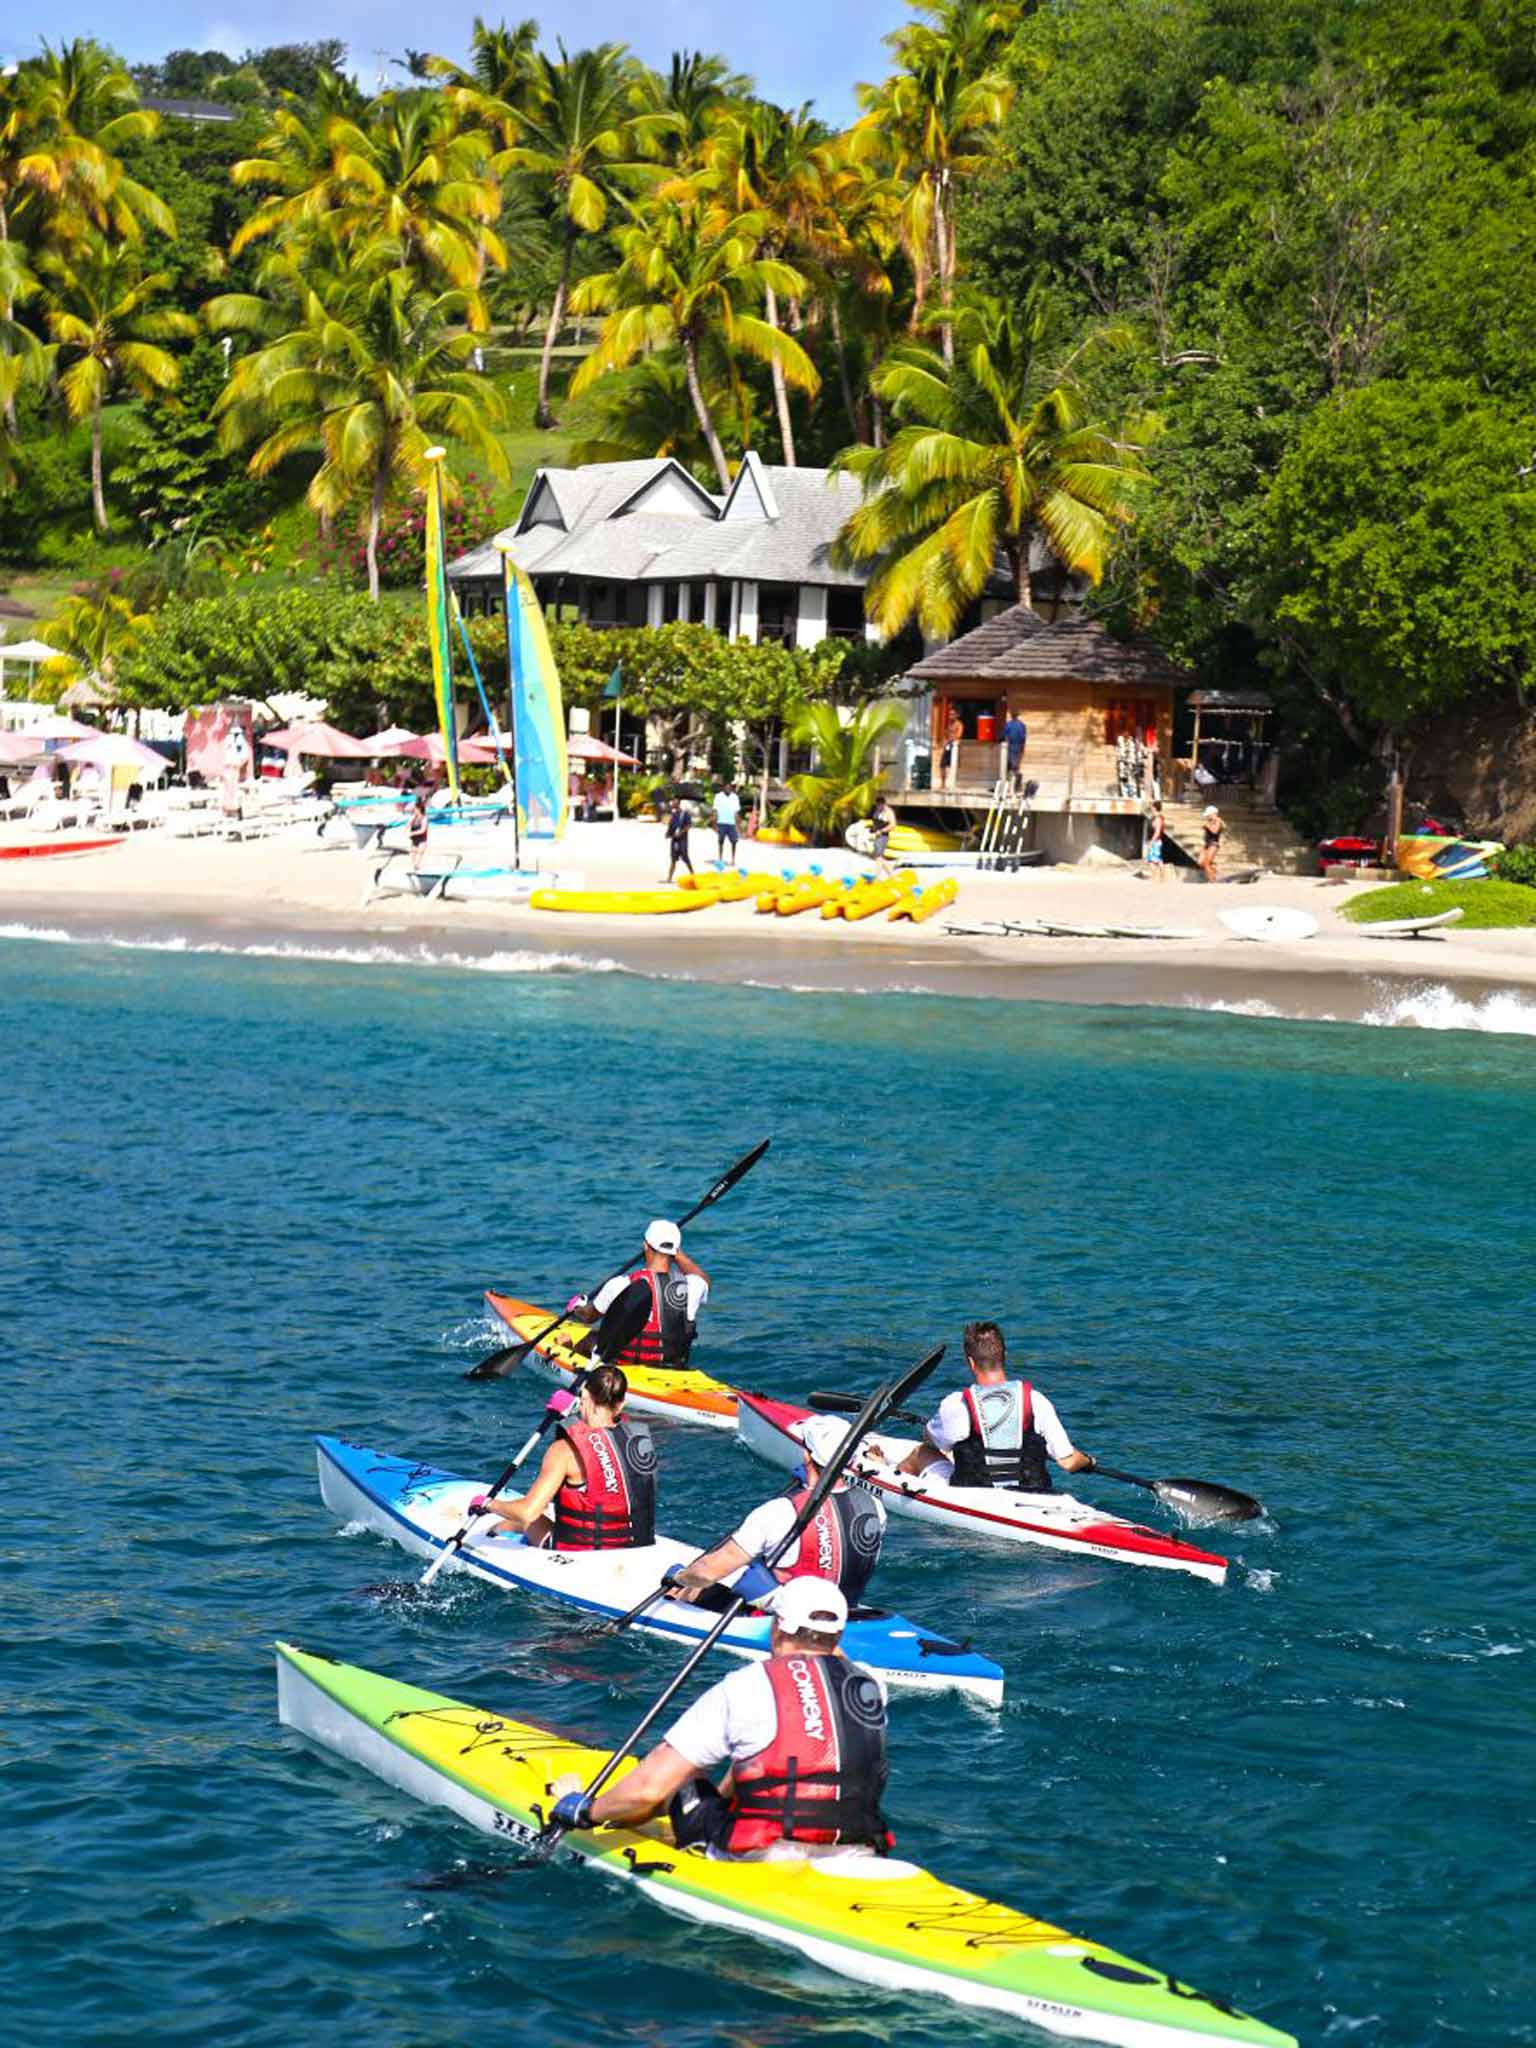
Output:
[4,935,1534,2048]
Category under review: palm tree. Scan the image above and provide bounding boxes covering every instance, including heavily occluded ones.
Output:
[571,197,817,490]
[567,351,713,470]
[229,70,368,258]
[0,240,44,466]
[778,699,909,843]
[834,292,1150,638]
[505,42,671,427]
[853,2,1013,361]
[325,93,506,302]
[428,16,540,142]
[647,51,752,166]
[696,102,831,465]
[26,39,173,244]
[209,249,511,598]
[41,237,196,531]
[40,586,153,694]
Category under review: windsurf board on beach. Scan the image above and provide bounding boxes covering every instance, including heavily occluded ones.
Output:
[1358,907,1464,938]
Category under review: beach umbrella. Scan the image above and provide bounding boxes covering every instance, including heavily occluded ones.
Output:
[0,731,45,764]
[359,725,420,754]
[396,732,501,766]
[56,733,171,778]
[567,732,640,766]
[21,713,96,740]
[261,720,372,758]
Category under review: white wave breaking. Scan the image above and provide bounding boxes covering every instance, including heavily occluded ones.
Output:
[0,920,626,977]
[1359,983,1536,1035]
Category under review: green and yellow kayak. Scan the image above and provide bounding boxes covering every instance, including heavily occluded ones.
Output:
[275,1645,1294,2048]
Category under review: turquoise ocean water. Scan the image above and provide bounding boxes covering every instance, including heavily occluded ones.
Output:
[4,933,1533,2048]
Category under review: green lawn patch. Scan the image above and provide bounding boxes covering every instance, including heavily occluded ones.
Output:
[1342,878,1536,928]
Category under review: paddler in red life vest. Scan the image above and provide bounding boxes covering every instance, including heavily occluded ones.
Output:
[469,1362,657,1550]
[884,1319,1096,1492]
[549,1575,894,1861]
[662,1413,886,1612]
[569,1220,711,1373]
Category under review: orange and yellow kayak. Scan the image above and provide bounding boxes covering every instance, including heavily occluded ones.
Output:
[483,1292,741,1429]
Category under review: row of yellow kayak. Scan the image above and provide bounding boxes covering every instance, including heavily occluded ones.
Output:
[529,867,959,922]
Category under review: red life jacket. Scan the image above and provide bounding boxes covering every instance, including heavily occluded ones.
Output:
[776,1486,882,1603]
[612,1268,695,1371]
[550,1420,657,1550]
[949,1380,1051,1493]
[726,1652,892,1855]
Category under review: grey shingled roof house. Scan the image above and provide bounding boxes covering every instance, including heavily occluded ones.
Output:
[448,452,877,647]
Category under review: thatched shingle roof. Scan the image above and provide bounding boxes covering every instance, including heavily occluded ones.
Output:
[907,606,1189,690]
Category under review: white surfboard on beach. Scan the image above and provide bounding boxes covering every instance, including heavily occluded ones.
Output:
[1358,907,1465,938]
[1219,906,1319,944]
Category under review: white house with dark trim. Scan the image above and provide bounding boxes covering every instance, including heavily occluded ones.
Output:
[448,451,879,648]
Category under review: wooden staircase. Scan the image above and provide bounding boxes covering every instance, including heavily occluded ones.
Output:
[1161,793,1315,875]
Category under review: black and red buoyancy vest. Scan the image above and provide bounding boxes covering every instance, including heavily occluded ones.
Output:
[614,1268,695,1371]
[776,1486,883,1603]
[550,1419,657,1550]
[948,1380,1052,1493]
[725,1652,892,1855]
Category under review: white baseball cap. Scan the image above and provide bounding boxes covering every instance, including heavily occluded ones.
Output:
[770,1575,849,1638]
[792,1414,853,1470]
[644,1218,681,1254]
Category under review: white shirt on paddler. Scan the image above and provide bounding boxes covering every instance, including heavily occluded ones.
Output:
[920,1384,1077,1482]
[665,1656,889,1864]
[591,1269,709,1319]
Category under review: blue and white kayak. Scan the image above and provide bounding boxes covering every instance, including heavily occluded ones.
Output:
[317,1435,1004,1705]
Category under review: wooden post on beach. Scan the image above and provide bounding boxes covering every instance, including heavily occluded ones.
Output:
[1384,751,1404,867]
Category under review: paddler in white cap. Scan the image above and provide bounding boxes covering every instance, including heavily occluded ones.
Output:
[662,1413,886,1611]
[550,1575,894,1860]
[567,1218,710,1372]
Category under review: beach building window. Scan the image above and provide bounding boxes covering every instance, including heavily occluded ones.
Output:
[827,588,866,640]
[758,583,798,645]
[662,583,682,623]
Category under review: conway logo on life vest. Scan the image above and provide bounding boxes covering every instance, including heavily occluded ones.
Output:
[812,1509,837,1577]
[787,1657,828,1743]
[589,1428,623,1497]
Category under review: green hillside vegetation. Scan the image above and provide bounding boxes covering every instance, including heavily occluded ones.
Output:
[1,5,1535,810]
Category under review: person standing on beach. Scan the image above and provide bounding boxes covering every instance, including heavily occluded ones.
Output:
[1143,801,1167,881]
[869,793,896,878]
[879,1320,1096,1494]
[664,795,694,882]
[713,782,741,861]
[1199,804,1223,882]
[1002,708,1027,792]
[407,789,430,871]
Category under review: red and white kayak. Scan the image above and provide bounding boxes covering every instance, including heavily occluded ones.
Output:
[738,1393,1230,1584]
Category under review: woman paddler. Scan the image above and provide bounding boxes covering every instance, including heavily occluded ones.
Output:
[469,1363,656,1550]
[549,1576,895,1860]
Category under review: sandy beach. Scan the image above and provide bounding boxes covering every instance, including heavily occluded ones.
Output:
[5,813,1536,1025]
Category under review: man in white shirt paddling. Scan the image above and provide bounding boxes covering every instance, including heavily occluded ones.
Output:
[568,1220,711,1373]
[549,1576,893,1860]
[663,1414,887,1611]
[885,1319,1096,1493]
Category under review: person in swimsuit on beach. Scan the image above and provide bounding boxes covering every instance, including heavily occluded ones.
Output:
[1199,805,1222,882]
[1143,801,1167,881]
[869,794,896,878]
[665,797,694,882]
[407,789,430,870]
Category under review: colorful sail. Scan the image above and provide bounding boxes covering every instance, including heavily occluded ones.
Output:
[500,549,568,839]
[423,450,460,803]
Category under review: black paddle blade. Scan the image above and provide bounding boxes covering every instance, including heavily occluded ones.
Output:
[807,1390,924,1426]
[465,1342,528,1381]
[1153,1477,1264,1524]
[679,1137,770,1226]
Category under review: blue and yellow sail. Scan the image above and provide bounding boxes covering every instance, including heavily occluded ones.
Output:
[499,548,568,839]
[422,448,460,802]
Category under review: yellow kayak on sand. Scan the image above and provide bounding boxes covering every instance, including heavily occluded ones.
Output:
[530,888,712,915]
[890,877,959,922]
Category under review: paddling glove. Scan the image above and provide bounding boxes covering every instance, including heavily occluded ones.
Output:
[551,1791,595,1831]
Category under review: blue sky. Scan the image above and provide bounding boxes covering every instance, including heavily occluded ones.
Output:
[4,3,903,125]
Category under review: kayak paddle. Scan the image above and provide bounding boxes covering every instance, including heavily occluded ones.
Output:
[1091,1465,1263,1524]
[467,1137,771,1380]
[518,1341,946,1866]
[808,1389,925,1426]
[814,1393,1261,1523]
[420,1288,657,1589]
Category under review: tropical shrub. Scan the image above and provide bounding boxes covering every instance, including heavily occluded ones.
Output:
[1494,844,1536,889]
[777,699,909,843]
